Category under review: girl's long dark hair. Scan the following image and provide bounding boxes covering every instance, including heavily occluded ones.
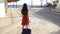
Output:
[21,3,28,16]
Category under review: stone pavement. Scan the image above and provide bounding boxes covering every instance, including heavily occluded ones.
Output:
[0,8,60,34]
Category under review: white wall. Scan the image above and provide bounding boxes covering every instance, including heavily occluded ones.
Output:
[0,0,6,18]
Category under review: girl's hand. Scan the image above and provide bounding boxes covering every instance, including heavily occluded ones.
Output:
[20,13,22,16]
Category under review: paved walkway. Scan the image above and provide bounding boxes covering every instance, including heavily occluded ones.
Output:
[0,8,60,34]
[52,8,60,14]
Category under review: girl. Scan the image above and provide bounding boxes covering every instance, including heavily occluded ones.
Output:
[21,3,29,29]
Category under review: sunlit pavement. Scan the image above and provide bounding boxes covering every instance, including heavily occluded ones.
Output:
[0,8,60,34]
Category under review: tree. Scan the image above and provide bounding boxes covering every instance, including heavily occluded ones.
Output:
[56,0,59,3]
[52,0,59,9]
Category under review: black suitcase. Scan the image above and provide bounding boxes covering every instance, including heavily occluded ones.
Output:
[22,28,31,34]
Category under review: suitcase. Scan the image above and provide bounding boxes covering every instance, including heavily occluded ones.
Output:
[22,28,31,34]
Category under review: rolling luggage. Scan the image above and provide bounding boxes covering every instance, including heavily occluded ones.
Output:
[22,28,31,34]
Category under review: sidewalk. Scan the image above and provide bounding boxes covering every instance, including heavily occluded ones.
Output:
[0,8,60,34]
[52,8,60,14]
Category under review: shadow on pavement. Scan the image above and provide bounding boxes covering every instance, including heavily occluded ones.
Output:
[21,28,31,34]
[33,8,60,27]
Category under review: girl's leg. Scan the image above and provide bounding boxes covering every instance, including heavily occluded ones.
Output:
[26,25,28,28]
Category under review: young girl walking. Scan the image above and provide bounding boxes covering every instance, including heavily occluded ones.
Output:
[21,3,29,29]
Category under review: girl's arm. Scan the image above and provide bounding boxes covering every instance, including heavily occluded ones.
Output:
[28,15,30,23]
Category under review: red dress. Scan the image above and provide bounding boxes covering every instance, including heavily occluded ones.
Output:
[21,15,29,25]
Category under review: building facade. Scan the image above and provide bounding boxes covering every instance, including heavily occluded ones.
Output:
[0,0,6,18]
[0,0,19,18]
